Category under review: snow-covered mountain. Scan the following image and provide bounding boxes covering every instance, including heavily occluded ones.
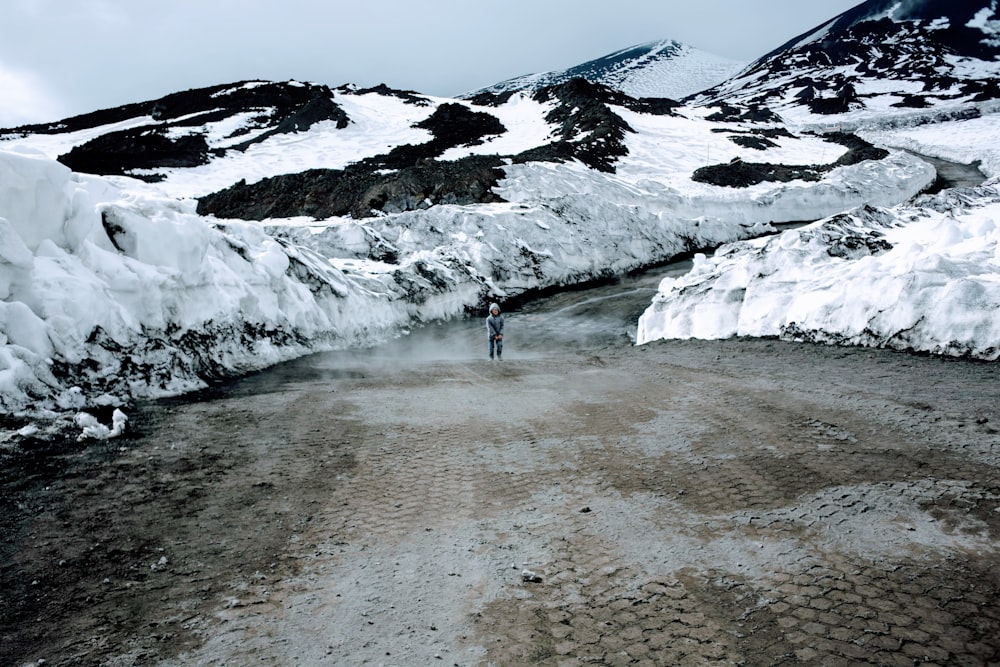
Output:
[696,0,1000,124]
[465,40,746,101]
[2,0,999,435]
[0,76,919,216]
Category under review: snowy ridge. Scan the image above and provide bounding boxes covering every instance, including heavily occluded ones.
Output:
[0,80,350,185]
[465,40,746,101]
[1,80,932,207]
[607,43,747,101]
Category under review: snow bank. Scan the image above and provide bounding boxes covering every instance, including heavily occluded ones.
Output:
[0,150,401,414]
[637,182,1000,360]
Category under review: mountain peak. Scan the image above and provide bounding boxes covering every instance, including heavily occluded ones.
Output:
[464,39,746,102]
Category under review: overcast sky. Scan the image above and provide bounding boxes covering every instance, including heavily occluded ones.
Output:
[0,0,863,126]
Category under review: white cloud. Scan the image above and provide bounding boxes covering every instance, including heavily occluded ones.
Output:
[0,62,65,127]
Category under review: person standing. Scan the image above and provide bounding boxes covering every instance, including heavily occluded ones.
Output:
[486,302,504,360]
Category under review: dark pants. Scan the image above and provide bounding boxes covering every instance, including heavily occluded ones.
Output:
[489,336,503,359]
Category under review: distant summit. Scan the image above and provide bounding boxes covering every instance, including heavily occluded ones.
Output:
[465,40,746,101]
[695,0,1000,116]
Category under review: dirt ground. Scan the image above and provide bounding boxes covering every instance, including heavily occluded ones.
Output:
[2,337,1000,666]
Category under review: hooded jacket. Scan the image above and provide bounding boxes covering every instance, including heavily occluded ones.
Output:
[486,303,504,339]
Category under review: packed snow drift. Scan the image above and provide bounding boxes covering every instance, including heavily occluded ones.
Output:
[637,181,1000,360]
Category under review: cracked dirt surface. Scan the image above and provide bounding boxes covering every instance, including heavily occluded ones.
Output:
[3,337,1000,666]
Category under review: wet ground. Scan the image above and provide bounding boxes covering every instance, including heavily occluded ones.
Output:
[3,155,999,666]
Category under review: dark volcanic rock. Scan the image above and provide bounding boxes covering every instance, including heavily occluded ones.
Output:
[60,131,213,179]
[530,78,639,173]
[823,131,890,166]
[413,103,507,149]
[198,77,665,219]
[692,133,889,188]
[693,159,825,188]
[463,90,518,108]
[4,80,348,138]
[705,103,782,124]
[340,84,432,106]
[1,81,350,180]
[330,102,508,173]
[728,134,779,150]
[197,155,507,220]
[229,91,348,151]
[807,82,862,115]
[696,0,1000,111]
[529,77,679,174]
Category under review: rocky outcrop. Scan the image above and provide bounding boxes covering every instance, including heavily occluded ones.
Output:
[197,155,507,220]
[692,133,889,188]
[197,98,512,220]
[531,78,678,173]
[198,78,679,220]
[3,81,350,180]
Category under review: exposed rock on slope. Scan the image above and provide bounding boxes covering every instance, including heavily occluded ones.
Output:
[1,81,349,180]
[197,79,681,220]
[196,155,508,220]
[696,0,1000,116]
[693,132,890,187]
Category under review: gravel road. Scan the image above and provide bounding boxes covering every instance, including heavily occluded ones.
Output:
[3,334,999,666]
